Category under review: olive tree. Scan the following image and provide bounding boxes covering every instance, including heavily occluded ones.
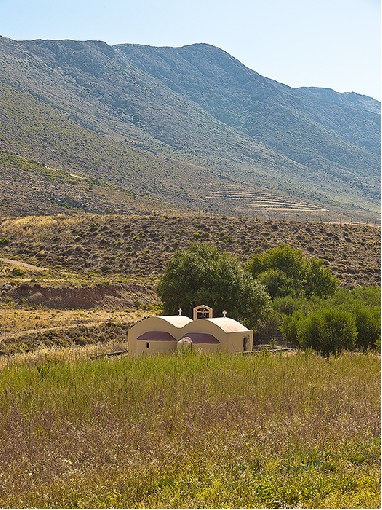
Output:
[157,243,271,329]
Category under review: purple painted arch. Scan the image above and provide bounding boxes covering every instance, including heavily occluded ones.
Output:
[137,331,176,341]
[179,333,220,344]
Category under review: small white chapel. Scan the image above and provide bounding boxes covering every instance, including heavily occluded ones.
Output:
[128,305,253,357]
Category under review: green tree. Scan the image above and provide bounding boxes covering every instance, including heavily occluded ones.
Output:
[157,243,271,329]
[296,307,357,356]
[304,258,337,297]
[246,244,337,299]
[257,268,294,298]
[351,306,380,350]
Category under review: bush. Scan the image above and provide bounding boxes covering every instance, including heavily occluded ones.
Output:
[352,306,380,350]
[328,286,380,309]
[279,288,381,354]
[273,295,320,316]
[296,307,357,356]
[280,312,302,346]
[325,287,380,350]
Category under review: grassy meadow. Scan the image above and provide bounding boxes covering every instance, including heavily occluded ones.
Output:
[0,350,379,508]
[0,214,380,507]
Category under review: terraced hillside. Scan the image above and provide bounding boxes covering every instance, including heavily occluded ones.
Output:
[0,37,380,221]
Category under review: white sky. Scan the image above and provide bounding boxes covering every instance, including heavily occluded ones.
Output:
[1,0,380,99]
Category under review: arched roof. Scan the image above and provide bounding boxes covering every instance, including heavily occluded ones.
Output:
[206,317,248,332]
[157,315,192,327]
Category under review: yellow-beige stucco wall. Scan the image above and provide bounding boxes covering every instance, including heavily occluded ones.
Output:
[224,331,253,352]
[128,316,253,357]
[183,319,253,353]
[136,339,177,356]
[128,317,183,357]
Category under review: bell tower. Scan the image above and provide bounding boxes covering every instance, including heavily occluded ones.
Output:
[193,304,213,320]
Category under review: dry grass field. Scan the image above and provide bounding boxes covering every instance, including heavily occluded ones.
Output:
[0,351,379,508]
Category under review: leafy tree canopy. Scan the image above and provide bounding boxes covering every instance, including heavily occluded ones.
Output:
[279,286,380,353]
[246,244,338,299]
[297,307,357,356]
[157,243,271,329]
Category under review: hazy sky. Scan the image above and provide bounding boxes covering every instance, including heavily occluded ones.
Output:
[1,0,380,99]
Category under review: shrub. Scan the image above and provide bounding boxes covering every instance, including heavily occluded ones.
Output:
[352,306,380,350]
[273,295,318,316]
[279,312,302,346]
[279,288,381,354]
[297,307,357,356]
[10,267,24,277]
[324,287,380,351]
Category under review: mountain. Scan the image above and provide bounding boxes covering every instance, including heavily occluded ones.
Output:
[116,43,380,204]
[0,37,379,220]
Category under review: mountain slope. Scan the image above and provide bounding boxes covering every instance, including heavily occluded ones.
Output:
[0,81,228,215]
[117,43,380,180]
[0,37,379,220]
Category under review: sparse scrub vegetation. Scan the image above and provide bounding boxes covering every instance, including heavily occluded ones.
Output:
[0,214,379,287]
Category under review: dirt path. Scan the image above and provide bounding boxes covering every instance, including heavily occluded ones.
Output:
[0,257,49,272]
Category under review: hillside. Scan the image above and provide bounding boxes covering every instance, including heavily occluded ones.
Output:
[0,212,378,356]
[0,37,380,221]
[117,43,380,161]
[0,80,223,215]
[0,214,379,291]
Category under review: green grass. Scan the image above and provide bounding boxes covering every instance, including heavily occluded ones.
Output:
[0,351,379,508]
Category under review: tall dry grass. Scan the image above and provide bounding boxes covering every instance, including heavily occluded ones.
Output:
[0,351,379,508]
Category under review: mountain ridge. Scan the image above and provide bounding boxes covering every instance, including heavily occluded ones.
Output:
[0,37,379,220]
